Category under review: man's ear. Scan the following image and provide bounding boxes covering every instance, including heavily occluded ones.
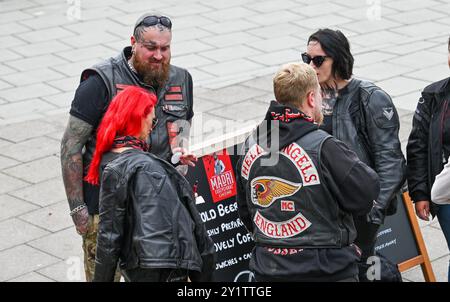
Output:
[306,90,315,108]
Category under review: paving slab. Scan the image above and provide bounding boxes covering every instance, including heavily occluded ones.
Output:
[0,218,49,251]
[402,255,449,282]
[198,59,263,77]
[0,83,61,103]
[376,77,431,98]
[208,98,270,121]
[406,65,450,83]
[199,32,263,48]
[4,54,68,72]
[0,155,20,170]
[0,99,55,120]
[4,156,61,184]
[0,195,39,222]
[19,200,72,233]
[37,259,86,282]
[0,245,60,282]
[419,226,450,262]
[388,50,448,70]
[0,49,23,63]
[0,173,29,195]
[28,227,83,260]
[0,119,60,143]
[8,272,55,282]
[196,84,267,105]
[4,68,66,87]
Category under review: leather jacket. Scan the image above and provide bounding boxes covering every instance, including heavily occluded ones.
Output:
[93,149,216,282]
[237,130,358,248]
[331,79,406,224]
[407,77,450,216]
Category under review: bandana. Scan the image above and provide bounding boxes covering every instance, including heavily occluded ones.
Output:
[112,136,149,152]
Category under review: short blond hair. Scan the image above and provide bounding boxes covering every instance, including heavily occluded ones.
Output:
[273,62,319,108]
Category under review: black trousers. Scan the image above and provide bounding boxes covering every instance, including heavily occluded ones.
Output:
[353,215,381,282]
[122,268,189,282]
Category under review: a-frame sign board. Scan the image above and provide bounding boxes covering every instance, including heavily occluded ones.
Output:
[397,192,436,281]
[374,191,436,282]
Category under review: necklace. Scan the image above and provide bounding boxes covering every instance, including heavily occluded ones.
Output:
[127,59,137,74]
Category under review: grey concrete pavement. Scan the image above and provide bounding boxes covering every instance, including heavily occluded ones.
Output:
[0,0,449,282]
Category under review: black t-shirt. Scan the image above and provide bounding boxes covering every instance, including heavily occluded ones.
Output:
[70,74,109,128]
[319,81,354,135]
[320,88,338,135]
[69,72,194,214]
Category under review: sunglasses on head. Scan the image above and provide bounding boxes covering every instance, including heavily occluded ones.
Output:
[301,52,329,68]
[135,15,172,31]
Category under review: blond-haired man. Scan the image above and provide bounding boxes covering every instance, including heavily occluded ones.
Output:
[235,63,380,282]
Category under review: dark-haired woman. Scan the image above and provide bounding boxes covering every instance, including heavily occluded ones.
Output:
[85,86,215,282]
[407,37,450,282]
[302,29,406,281]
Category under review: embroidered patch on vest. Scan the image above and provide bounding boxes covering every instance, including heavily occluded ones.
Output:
[254,210,311,239]
[250,176,301,208]
[168,86,182,93]
[241,144,266,180]
[280,142,320,186]
[280,200,295,212]
[165,93,183,101]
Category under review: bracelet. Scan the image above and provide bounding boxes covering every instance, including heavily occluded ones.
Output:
[70,204,86,216]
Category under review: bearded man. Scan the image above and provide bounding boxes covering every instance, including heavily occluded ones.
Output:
[60,13,196,281]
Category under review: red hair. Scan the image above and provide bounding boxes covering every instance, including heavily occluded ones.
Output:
[84,86,157,185]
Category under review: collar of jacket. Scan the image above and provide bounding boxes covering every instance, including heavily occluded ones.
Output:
[254,100,319,151]
[422,77,450,100]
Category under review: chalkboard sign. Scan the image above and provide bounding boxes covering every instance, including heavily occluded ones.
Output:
[185,147,255,282]
[375,193,420,264]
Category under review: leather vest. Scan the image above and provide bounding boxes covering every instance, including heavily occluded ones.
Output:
[80,46,192,168]
[242,129,356,248]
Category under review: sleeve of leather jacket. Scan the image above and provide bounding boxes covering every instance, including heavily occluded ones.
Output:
[235,153,254,234]
[406,95,431,203]
[321,138,379,216]
[364,89,406,223]
[184,194,216,282]
[93,167,126,282]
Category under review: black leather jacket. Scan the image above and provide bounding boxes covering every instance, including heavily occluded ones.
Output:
[331,79,406,224]
[93,149,216,282]
[407,77,450,216]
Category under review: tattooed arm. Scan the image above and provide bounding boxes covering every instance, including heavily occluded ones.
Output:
[61,115,93,235]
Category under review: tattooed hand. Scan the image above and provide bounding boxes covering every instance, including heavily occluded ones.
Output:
[72,207,89,235]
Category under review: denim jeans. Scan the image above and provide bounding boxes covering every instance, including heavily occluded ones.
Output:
[436,204,450,282]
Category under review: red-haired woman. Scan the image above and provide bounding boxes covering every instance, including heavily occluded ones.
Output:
[85,86,215,282]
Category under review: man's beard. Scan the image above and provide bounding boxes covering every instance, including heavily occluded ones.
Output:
[133,56,170,88]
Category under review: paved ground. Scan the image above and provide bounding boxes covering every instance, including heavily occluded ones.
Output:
[0,0,449,282]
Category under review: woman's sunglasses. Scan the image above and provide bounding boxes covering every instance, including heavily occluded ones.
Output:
[301,53,329,68]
